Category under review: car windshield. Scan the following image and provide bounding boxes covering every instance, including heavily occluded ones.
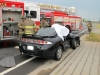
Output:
[36,28,57,36]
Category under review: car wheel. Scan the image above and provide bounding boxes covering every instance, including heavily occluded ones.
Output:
[54,46,63,61]
[71,39,77,49]
[76,39,80,47]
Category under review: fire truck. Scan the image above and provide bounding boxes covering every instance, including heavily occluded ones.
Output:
[23,2,83,31]
[0,0,82,46]
[0,0,24,46]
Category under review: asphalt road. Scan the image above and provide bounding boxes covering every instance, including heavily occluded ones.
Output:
[0,23,88,75]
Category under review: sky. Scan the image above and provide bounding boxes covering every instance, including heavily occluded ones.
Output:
[18,0,100,21]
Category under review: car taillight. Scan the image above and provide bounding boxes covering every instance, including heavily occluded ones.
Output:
[37,40,52,44]
[22,38,52,44]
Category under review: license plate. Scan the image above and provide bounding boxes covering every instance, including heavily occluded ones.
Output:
[27,46,34,50]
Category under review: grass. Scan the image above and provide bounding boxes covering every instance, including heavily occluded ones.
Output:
[96,24,100,29]
[86,32,100,42]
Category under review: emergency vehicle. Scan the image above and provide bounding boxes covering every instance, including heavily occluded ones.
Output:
[23,2,83,31]
[0,0,82,46]
[0,0,24,45]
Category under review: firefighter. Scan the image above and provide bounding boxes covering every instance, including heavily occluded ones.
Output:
[24,14,37,35]
[87,21,92,34]
[40,16,50,28]
[18,16,26,41]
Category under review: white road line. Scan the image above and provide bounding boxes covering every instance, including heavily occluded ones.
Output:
[0,56,37,75]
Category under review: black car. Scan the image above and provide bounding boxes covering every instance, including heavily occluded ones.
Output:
[19,28,80,61]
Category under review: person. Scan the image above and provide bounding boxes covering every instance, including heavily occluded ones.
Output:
[24,14,37,35]
[18,16,26,41]
[40,17,50,28]
[87,21,92,34]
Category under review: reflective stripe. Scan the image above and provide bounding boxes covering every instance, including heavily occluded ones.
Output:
[24,30,36,34]
[24,25,36,28]
[25,30,31,33]
[25,32,33,34]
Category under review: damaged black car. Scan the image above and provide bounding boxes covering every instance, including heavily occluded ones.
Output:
[19,27,80,61]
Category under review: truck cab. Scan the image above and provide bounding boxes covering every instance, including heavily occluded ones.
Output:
[24,2,40,26]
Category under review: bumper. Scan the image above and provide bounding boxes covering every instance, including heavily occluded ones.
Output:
[19,44,56,58]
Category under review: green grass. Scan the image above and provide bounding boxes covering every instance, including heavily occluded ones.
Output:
[96,24,100,29]
[86,32,100,42]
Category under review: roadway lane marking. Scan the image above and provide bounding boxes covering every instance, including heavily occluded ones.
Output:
[0,56,37,75]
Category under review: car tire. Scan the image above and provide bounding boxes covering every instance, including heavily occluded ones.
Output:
[54,46,63,61]
[71,39,77,49]
[76,39,80,47]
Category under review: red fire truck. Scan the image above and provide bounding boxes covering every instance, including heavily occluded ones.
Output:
[24,2,82,31]
[0,0,24,46]
[0,0,82,46]
[40,11,82,31]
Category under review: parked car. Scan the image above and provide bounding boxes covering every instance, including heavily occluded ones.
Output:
[19,27,80,61]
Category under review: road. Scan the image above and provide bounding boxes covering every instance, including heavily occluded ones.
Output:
[0,23,88,75]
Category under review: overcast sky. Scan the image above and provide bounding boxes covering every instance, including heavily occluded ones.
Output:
[18,0,99,21]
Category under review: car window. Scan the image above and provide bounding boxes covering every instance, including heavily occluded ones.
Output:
[36,28,57,36]
[30,11,37,18]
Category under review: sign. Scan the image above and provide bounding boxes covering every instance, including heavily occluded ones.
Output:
[0,3,6,7]
[37,3,63,10]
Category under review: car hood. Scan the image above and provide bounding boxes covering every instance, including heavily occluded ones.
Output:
[51,24,69,41]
